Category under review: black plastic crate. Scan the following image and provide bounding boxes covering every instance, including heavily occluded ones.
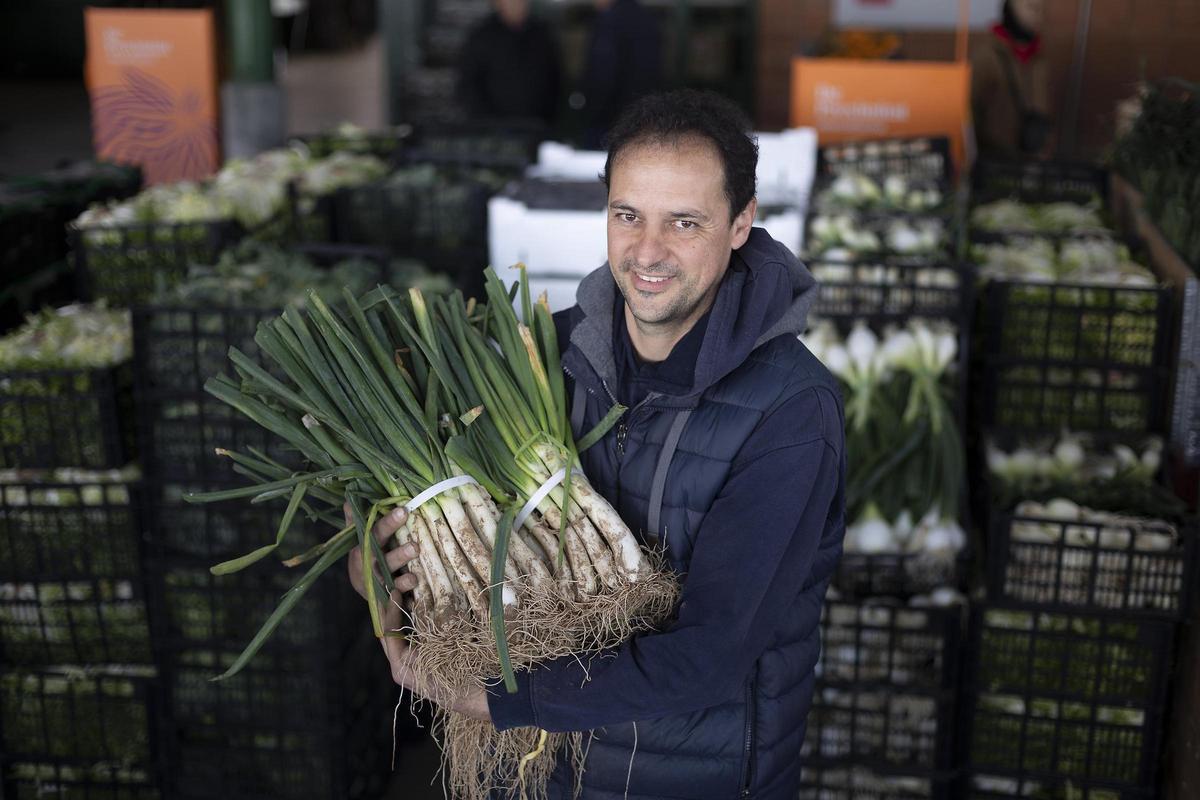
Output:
[0,192,64,286]
[981,280,1170,370]
[972,160,1108,206]
[831,554,968,599]
[141,480,326,564]
[988,511,1194,619]
[799,765,960,800]
[978,280,1173,435]
[148,560,359,655]
[0,478,141,580]
[966,772,1155,799]
[72,220,245,307]
[323,174,490,298]
[0,759,160,800]
[0,667,158,765]
[965,607,1173,789]
[161,628,398,800]
[405,120,543,174]
[803,685,957,771]
[0,363,136,469]
[818,602,963,692]
[131,243,388,481]
[810,259,972,328]
[0,577,152,667]
[817,137,954,185]
[131,305,295,482]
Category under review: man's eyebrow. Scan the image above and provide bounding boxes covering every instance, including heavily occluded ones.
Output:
[668,208,710,222]
[609,201,638,213]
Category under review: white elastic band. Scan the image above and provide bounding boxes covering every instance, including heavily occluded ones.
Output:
[513,467,582,534]
[404,474,479,513]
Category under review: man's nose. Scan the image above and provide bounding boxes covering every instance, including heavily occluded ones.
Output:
[631,225,669,269]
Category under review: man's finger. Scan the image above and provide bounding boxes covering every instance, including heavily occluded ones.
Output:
[343,503,352,527]
[373,506,409,544]
[394,572,419,594]
[385,542,420,573]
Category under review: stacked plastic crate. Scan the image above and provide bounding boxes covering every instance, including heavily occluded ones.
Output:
[0,316,160,797]
[0,161,141,330]
[799,137,971,799]
[298,123,541,301]
[131,245,399,800]
[965,160,1191,798]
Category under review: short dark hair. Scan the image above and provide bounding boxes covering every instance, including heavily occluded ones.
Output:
[600,89,759,222]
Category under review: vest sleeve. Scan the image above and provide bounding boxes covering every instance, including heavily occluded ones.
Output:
[488,386,846,732]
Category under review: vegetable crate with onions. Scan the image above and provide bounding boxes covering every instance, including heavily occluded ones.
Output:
[131,244,392,483]
[987,507,1195,620]
[966,771,1157,799]
[817,137,954,186]
[142,481,397,800]
[964,607,1174,791]
[804,600,965,779]
[798,763,960,800]
[0,758,161,800]
[72,219,247,307]
[0,364,136,471]
[972,159,1108,208]
[977,281,1173,435]
[403,121,543,176]
[0,666,164,799]
[0,471,151,667]
[306,165,492,298]
[802,258,972,598]
[293,123,414,162]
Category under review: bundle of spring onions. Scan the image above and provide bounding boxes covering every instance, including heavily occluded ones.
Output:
[187,267,678,800]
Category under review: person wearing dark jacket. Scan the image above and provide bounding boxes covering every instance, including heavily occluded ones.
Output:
[580,0,663,149]
[350,90,846,799]
[971,0,1051,158]
[458,0,561,125]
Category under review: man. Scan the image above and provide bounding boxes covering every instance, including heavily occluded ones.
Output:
[351,90,846,798]
[458,0,561,126]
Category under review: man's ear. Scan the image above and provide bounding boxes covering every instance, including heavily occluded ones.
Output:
[731,197,757,249]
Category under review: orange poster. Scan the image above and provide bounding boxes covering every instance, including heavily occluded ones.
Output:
[84,8,219,185]
[790,58,972,168]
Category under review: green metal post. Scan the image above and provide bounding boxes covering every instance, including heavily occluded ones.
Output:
[226,0,274,83]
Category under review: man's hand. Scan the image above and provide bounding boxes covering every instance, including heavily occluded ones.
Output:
[344,504,492,723]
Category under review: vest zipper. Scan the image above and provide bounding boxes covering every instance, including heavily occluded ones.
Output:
[740,671,757,797]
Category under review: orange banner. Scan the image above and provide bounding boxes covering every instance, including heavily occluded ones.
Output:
[84,8,219,185]
[790,58,972,168]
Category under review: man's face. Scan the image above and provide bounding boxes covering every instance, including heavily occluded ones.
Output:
[607,138,755,336]
[494,0,529,28]
[1010,0,1044,32]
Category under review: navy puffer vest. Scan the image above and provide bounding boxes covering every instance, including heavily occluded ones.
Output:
[537,229,845,799]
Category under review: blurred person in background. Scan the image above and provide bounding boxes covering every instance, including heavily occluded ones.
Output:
[580,0,662,149]
[458,0,561,126]
[971,0,1051,158]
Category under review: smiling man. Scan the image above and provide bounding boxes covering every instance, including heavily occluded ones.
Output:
[355,90,847,799]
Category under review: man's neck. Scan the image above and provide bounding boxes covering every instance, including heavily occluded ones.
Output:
[624,304,704,363]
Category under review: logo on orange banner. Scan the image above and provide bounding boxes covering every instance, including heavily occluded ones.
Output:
[84,8,220,185]
[790,58,972,168]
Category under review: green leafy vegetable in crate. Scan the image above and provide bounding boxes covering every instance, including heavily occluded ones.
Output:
[971,199,1106,234]
[0,667,154,762]
[987,432,1185,519]
[809,213,947,259]
[816,171,943,213]
[801,319,964,557]
[0,305,130,370]
[0,465,140,576]
[972,236,1155,286]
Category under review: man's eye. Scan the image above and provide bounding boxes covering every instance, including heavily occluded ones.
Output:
[674,220,697,230]
[617,213,638,224]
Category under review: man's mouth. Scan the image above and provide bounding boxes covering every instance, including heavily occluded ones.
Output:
[637,273,670,284]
